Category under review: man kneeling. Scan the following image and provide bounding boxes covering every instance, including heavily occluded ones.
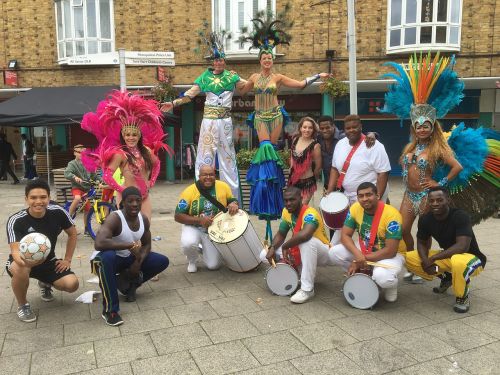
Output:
[405,187,486,313]
[331,182,405,303]
[262,186,336,304]
[91,187,169,326]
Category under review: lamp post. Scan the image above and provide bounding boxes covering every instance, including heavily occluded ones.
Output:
[347,0,358,114]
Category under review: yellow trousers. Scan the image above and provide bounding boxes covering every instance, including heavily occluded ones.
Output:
[405,250,483,298]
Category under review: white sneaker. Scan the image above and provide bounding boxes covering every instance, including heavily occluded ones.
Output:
[384,287,398,302]
[290,289,315,304]
[187,262,197,273]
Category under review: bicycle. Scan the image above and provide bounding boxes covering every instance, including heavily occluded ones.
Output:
[61,180,116,239]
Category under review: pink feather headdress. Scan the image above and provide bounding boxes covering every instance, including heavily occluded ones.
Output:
[81,90,172,172]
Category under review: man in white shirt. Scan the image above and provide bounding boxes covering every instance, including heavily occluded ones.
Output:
[326,114,391,205]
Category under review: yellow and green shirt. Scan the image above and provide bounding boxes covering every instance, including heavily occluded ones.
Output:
[344,202,404,252]
[279,206,330,245]
[175,181,237,218]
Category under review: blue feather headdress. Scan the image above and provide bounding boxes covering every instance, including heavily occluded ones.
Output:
[379,52,464,127]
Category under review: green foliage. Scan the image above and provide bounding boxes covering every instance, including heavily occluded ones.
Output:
[151,74,176,103]
[236,148,290,170]
[320,77,349,99]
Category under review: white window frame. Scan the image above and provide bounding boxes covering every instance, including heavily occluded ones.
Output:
[386,0,462,54]
[55,0,115,62]
[211,0,276,60]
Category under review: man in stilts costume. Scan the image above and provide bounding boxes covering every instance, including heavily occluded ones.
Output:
[161,32,247,202]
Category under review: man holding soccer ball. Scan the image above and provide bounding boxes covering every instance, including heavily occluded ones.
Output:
[5,179,79,322]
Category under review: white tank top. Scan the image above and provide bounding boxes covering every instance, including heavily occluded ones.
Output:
[91,210,145,259]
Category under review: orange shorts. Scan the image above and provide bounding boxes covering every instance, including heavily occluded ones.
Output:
[71,188,90,212]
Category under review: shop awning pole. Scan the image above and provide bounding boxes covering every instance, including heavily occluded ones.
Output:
[45,126,51,186]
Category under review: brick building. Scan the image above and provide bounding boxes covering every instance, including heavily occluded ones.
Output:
[0,0,498,176]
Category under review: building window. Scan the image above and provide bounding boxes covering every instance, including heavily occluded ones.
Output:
[387,0,462,54]
[55,0,115,60]
[212,0,275,58]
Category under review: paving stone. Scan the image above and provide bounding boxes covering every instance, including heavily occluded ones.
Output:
[237,361,301,375]
[200,315,260,343]
[290,349,364,375]
[371,305,434,332]
[385,329,459,362]
[150,323,212,355]
[333,315,398,341]
[190,340,259,374]
[439,294,499,315]
[36,303,91,328]
[0,352,30,375]
[485,340,500,353]
[0,293,14,314]
[147,273,192,291]
[2,325,63,356]
[447,346,500,375]
[423,320,496,351]
[135,289,185,310]
[406,299,466,323]
[214,280,264,297]
[183,270,227,286]
[119,308,172,335]
[74,363,133,375]
[245,307,304,334]
[208,294,261,317]
[30,343,96,375]
[0,312,37,334]
[63,319,121,346]
[94,333,157,368]
[131,351,201,375]
[286,300,345,323]
[177,284,225,304]
[338,338,417,375]
[290,321,358,353]
[246,292,292,310]
[471,287,500,304]
[243,331,311,365]
[400,358,471,375]
[165,301,220,326]
[461,312,500,339]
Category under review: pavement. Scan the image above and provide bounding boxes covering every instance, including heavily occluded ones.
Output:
[0,177,499,375]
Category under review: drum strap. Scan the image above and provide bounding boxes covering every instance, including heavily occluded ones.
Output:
[195,181,228,213]
[337,135,366,190]
[359,201,385,254]
[289,205,309,267]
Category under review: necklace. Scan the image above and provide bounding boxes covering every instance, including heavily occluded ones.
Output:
[415,143,426,157]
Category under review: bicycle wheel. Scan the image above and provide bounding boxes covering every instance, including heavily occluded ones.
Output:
[87,202,116,239]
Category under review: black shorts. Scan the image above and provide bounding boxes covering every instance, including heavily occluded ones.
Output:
[5,255,75,284]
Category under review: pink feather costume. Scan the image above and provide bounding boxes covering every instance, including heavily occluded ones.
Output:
[81,90,172,199]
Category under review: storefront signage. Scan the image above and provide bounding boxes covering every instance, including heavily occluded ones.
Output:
[60,51,175,66]
[3,70,18,86]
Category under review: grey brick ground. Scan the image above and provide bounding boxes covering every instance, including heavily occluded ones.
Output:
[1,177,499,374]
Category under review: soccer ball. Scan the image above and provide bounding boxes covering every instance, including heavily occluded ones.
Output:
[19,232,51,262]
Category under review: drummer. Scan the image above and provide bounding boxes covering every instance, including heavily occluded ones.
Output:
[261,186,337,304]
[330,182,405,303]
[174,165,239,273]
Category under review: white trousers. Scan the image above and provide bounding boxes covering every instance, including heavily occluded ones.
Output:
[330,244,405,289]
[195,117,240,202]
[260,237,337,292]
[180,225,222,270]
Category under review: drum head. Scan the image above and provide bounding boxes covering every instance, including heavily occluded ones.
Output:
[342,273,379,309]
[265,263,299,296]
[208,209,249,243]
[320,192,349,214]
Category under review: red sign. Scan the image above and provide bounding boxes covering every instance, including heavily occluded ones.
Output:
[157,66,166,82]
[4,70,18,86]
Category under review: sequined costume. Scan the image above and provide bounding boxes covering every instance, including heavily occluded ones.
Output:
[288,138,318,200]
[80,90,170,199]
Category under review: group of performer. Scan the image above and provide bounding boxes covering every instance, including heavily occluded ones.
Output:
[4,14,499,326]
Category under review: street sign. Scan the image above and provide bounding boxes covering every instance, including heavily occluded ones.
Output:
[60,51,175,66]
